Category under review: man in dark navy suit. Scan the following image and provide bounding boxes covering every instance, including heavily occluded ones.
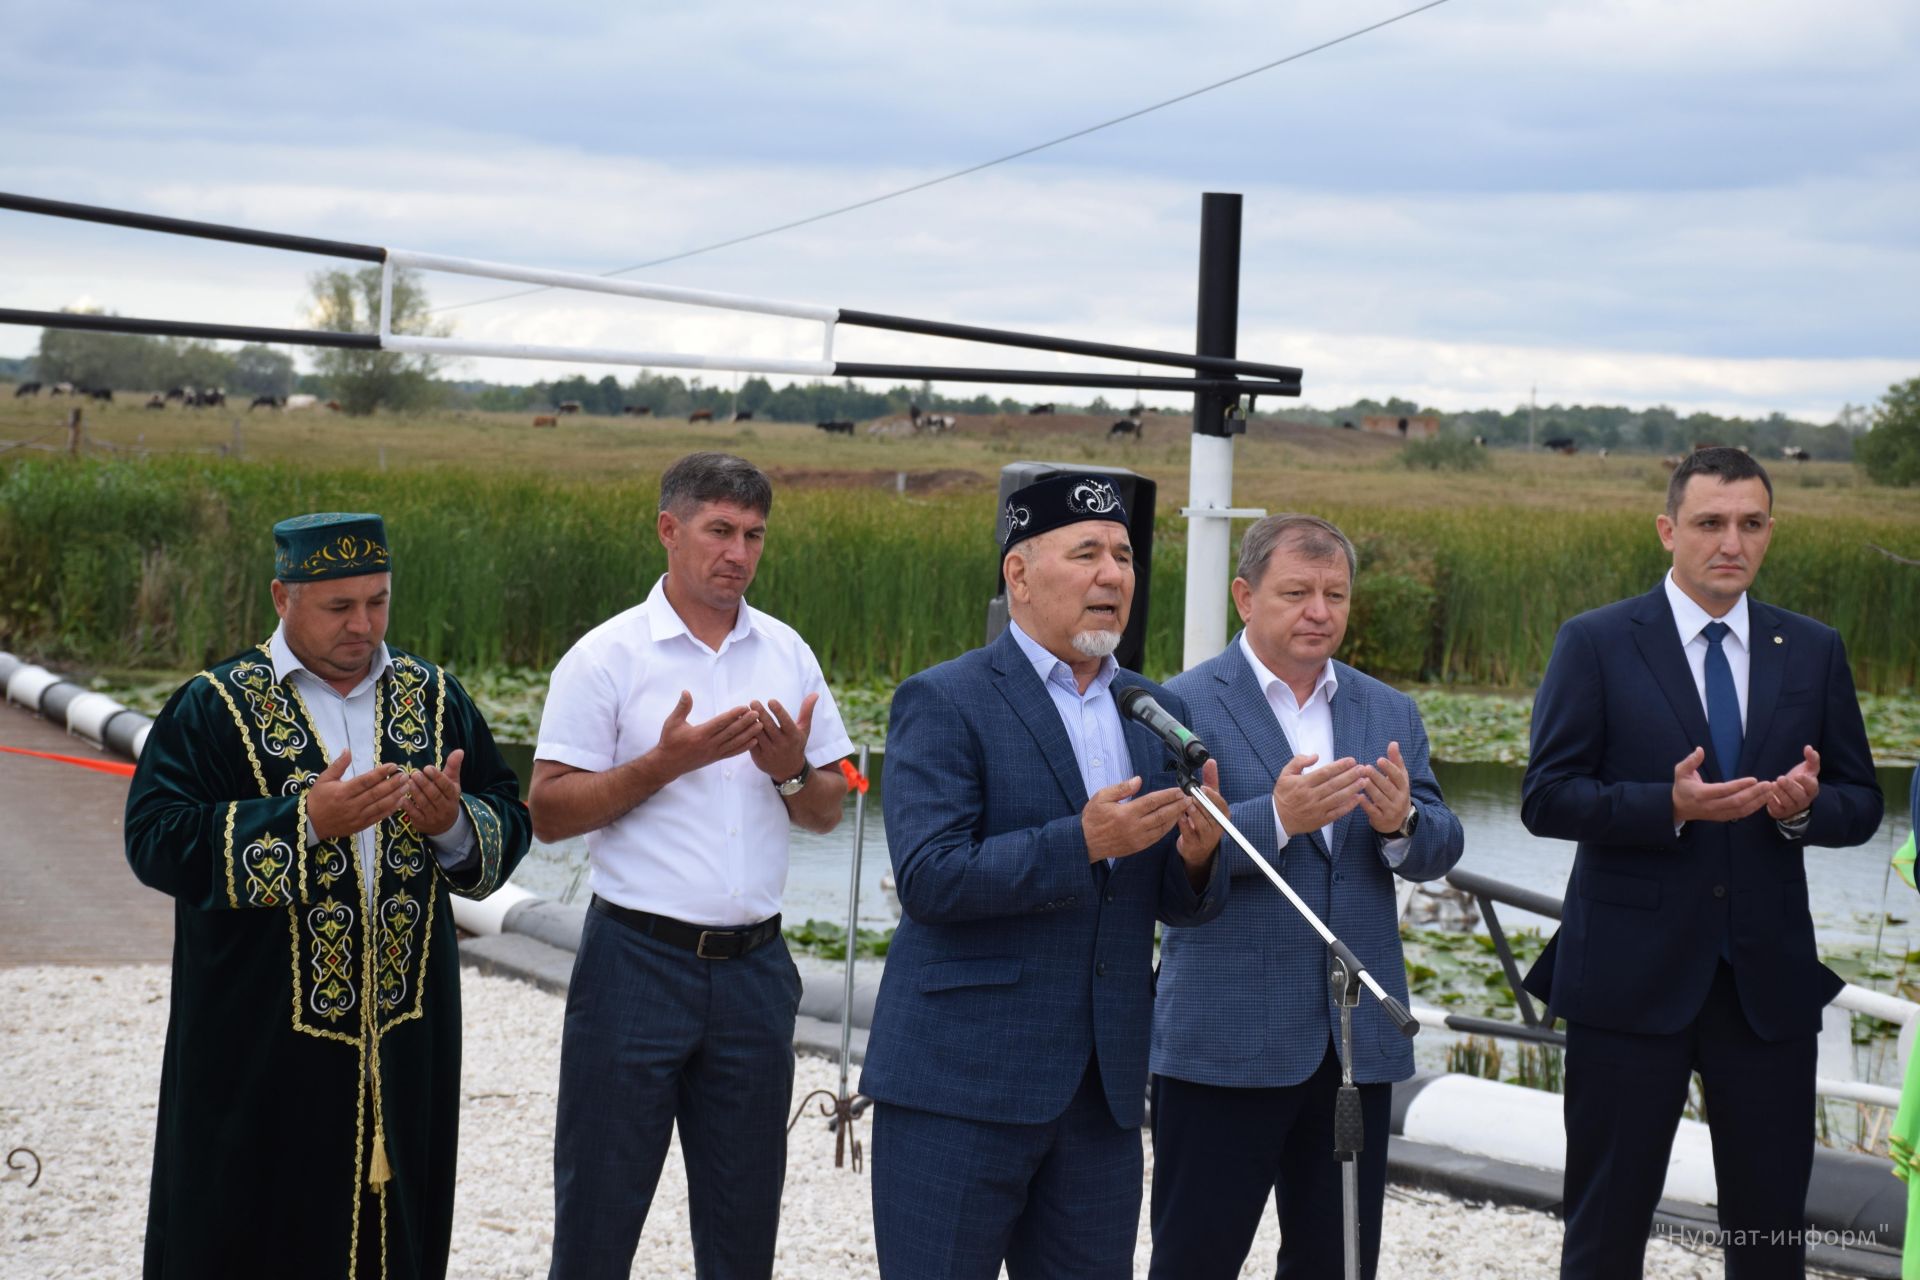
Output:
[1523,447,1883,1278]
[861,473,1228,1280]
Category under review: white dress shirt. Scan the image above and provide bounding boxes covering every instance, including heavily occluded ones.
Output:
[1660,570,1807,837]
[1663,569,1750,731]
[1238,633,1411,866]
[271,622,474,900]
[535,575,855,927]
[1008,620,1128,867]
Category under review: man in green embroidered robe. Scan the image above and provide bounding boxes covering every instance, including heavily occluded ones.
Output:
[125,512,532,1280]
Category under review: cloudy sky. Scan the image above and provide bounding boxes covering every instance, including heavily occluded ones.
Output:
[2,0,1915,418]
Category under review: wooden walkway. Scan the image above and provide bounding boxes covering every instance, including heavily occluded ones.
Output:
[0,700,172,966]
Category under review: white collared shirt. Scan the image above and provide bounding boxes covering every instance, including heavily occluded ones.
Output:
[1239,633,1411,865]
[271,622,474,900]
[1007,620,1129,867]
[1663,569,1750,731]
[534,575,855,927]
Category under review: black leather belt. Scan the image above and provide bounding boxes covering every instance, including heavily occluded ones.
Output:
[590,895,782,960]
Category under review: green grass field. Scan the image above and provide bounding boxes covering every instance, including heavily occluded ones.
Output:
[3,391,1909,518]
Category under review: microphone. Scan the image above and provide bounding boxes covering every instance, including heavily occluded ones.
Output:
[1115,686,1210,774]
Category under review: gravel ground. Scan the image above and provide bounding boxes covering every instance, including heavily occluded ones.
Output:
[2,964,1725,1279]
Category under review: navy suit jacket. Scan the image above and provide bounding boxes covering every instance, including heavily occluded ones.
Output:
[1155,640,1464,1088]
[1521,584,1882,1042]
[859,628,1228,1128]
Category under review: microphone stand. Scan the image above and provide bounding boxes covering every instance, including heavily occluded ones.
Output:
[1175,761,1420,1037]
[1173,756,1415,1280]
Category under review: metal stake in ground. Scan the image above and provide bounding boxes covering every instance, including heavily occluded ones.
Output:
[788,745,873,1169]
[1330,949,1365,1280]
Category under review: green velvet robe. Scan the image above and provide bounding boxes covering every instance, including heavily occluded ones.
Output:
[125,640,530,1280]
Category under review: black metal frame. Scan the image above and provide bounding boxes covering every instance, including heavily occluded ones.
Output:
[1430,867,1566,1048]
[1,190,1301,399]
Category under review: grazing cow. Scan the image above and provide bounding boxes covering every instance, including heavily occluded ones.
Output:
[532,415,559,428]
[1340,420,1357,430]
[688,409,715,424]
[1028,403,1054,415]
[146,395,167,411]
[164,387,185,401]
[622,405,653,417]
[909,403,923,426]
[816,420,855,436]
[89,387,113,403]
[919,414,953,433]
[50,381,75,396]
[1108,419,1143,440]
[728,410,754,424]
[1543,437,1578,455]
[249,395,281,410]
[324,400,341,412]
[187,389,227,408]
[1472,435,1487,447]
[1128,403,1146,419]
[283,394,318,411]
[13,381,41,397]
[557,401,583,415]
[1781,446,1812,462]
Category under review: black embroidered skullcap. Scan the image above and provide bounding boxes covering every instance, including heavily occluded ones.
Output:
[999,474,1130,553]
[273,512,391,582]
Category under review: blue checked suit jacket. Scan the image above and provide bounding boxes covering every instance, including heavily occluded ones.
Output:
[1153,638,1463,1087]
[859,628,1228,1128]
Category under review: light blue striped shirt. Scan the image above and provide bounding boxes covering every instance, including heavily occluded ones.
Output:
[1008,621,1130,866]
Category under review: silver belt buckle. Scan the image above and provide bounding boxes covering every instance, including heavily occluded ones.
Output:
[696,929,733,960]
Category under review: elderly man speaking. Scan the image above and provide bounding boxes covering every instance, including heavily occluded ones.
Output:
[861,472,1228,1280]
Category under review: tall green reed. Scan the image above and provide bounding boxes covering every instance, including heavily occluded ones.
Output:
[1,456,1913,692]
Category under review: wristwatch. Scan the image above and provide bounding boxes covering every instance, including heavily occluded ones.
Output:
[774,762,812,796]
[1390,804,1420,841]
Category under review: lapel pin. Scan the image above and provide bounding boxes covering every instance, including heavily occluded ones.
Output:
[1773,636,1784,645]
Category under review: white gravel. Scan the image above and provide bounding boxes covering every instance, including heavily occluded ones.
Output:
[2,964,1725,1279]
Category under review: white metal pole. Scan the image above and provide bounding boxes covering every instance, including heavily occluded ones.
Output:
[1183,435,1236,670]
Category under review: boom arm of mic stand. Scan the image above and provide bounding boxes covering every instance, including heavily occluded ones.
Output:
[1180,779,1419,1038]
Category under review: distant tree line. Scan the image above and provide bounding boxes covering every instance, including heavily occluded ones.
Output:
[20,320,297,399]
[1261,396,1865,461]
[446,373,1032,422]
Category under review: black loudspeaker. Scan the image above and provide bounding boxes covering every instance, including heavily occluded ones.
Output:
[984,461,1157,671]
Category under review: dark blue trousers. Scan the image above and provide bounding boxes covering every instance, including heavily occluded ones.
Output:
[1560,961,1817,1280]
[548,907,802,1280]
[871,1058,1143,1280]
[1147,1044,1391,1280]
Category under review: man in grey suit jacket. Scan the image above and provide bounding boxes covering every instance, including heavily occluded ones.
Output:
[1153,514,1464,1280]
[862,473,1228,1280]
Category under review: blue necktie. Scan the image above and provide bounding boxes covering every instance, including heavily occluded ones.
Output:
[1702,621,1743,781]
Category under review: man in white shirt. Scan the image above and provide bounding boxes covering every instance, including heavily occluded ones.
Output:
[530,453,853,1280]
[1522,447,1883,1278]
[1153,514,1464,1280]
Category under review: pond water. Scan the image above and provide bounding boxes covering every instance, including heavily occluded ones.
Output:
[498,746,1918,958]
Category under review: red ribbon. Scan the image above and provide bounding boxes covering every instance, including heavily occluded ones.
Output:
[0,745,137,777]
[837,758,870,793]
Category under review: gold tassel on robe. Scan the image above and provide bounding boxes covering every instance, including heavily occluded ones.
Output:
[369,1129,391,1188]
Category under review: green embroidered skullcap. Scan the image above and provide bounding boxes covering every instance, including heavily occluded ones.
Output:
[273,512,391,582]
